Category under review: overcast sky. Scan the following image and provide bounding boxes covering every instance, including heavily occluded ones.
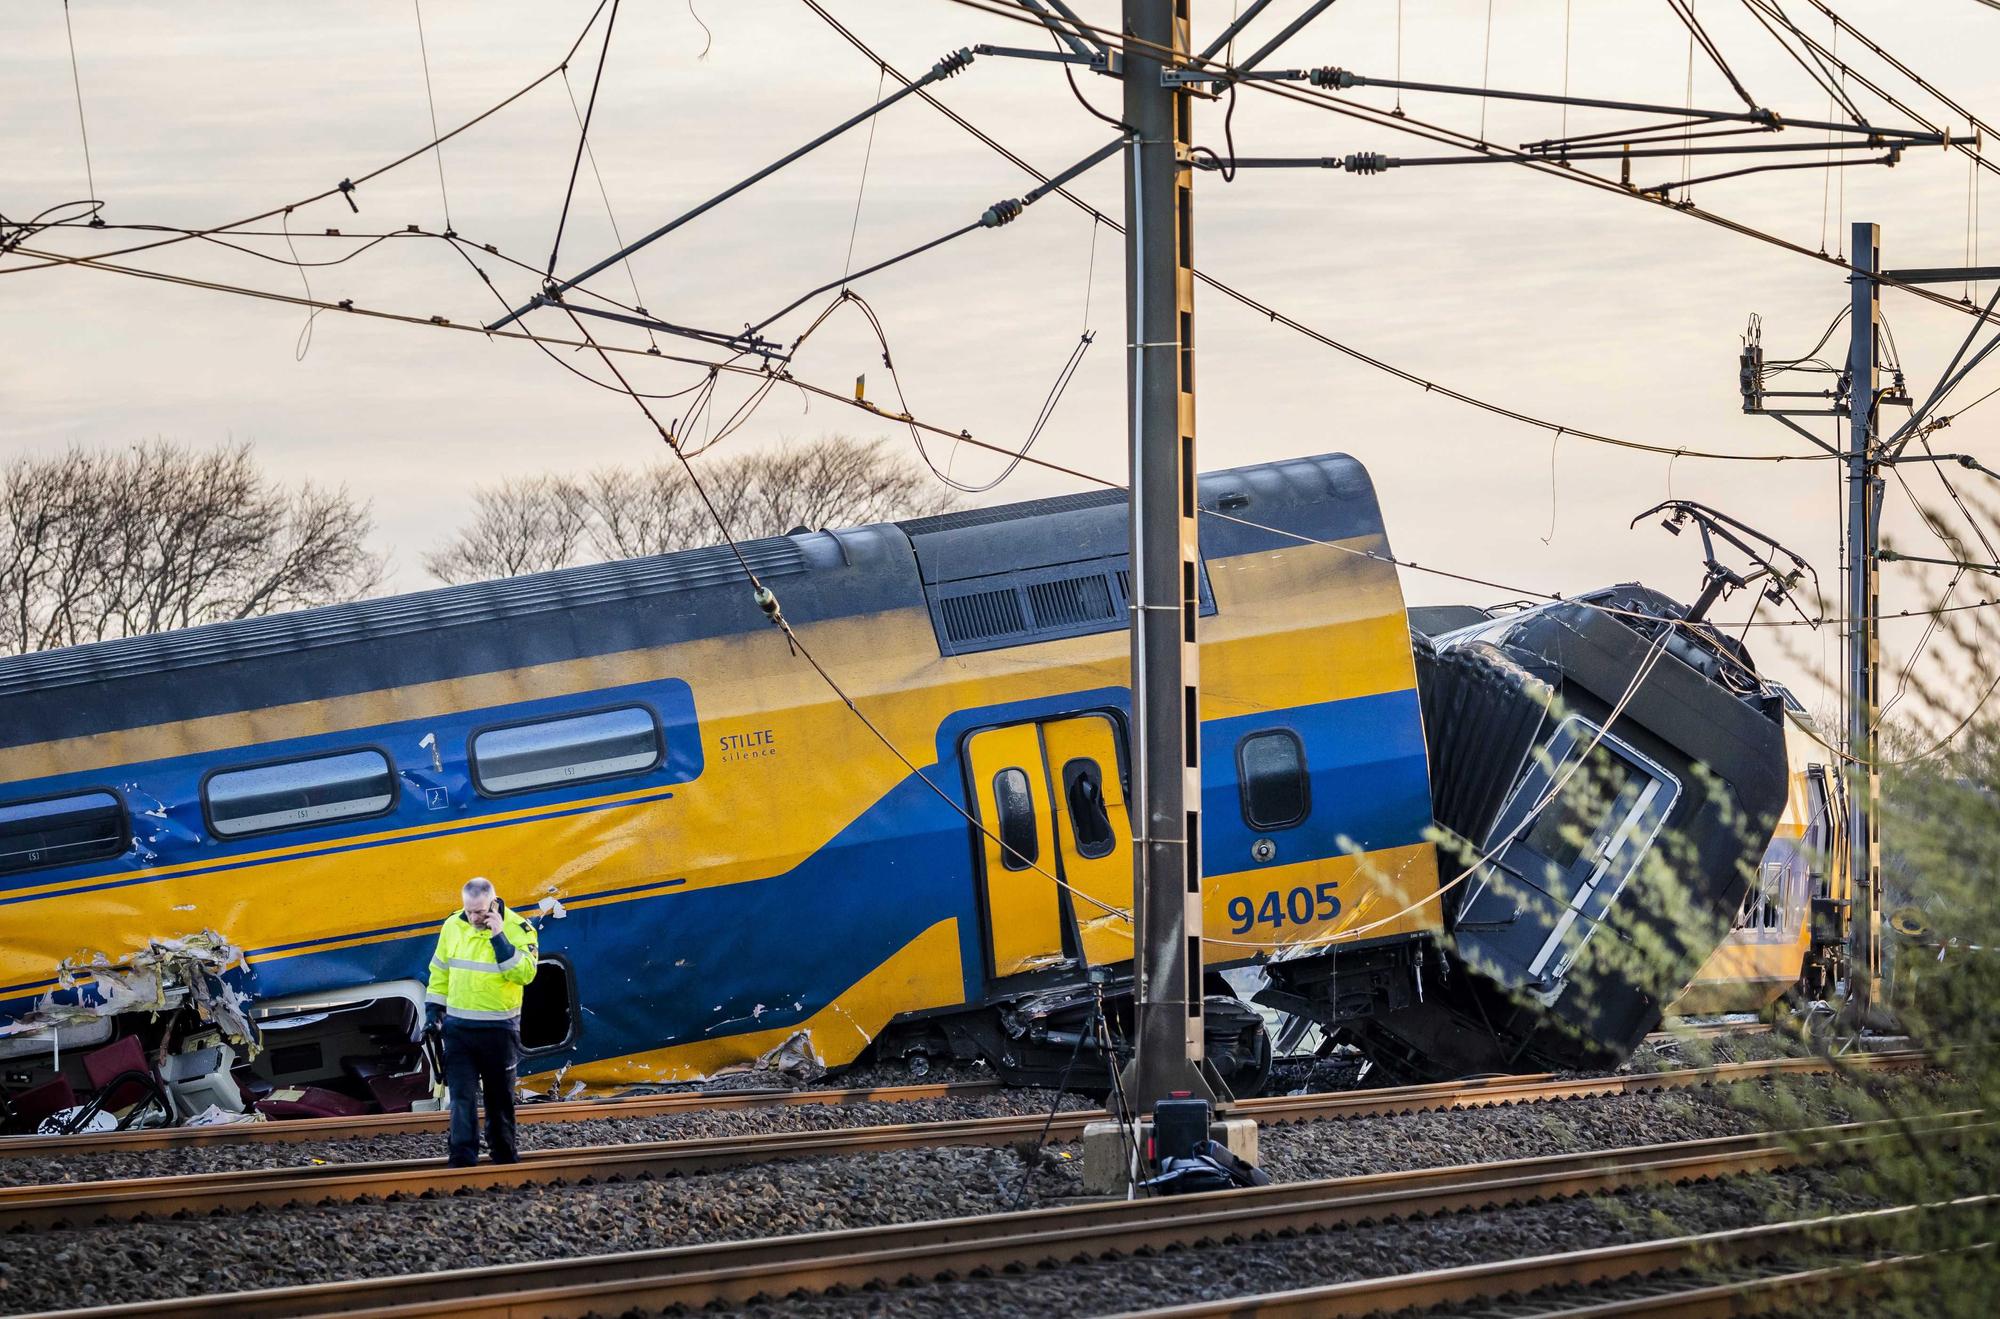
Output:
[4,1,1997,716]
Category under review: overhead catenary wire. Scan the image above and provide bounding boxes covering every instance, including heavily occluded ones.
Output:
[1666,0,1759,111]
[802,1,1845,466]
[23,7,1992,751]
[13,228,1991,639]
[60,0,99,217]
[532,239,1693,954]
[489,45,978,333]
[558,69,657,349]
[936,0,1998,330]
[411,0,455,235]
[18,217,2000,766]
[2,0,614,278]
[537,304,1134,925]
[747,135,1123,336]
[546,0,621,277]
[840,63,889,288]
[1786,0,2000,179]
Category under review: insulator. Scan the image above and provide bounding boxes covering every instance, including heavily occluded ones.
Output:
[982,198,1024,228]
[1308,67,1358,89]
[935,48,974,78]
[1342,152,1392,175]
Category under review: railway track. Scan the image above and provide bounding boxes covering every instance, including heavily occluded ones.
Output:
[0,1019,1797,1160]
[13,1112,1983,1319]
[1644,1019,1777,1044]
[0,1078,1004,1156]
[0,1050,1928,1233]
[1107,1199,1993,1317]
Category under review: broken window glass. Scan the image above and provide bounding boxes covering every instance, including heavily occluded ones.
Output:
[1062,758,1116,859]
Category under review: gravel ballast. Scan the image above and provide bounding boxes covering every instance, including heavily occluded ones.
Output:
[0,1071,1950,1315]
[0,1088,1093,1189]
[738,1167,1902,1319]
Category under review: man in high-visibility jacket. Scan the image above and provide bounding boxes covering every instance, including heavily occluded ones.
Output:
[425,877,538,1167]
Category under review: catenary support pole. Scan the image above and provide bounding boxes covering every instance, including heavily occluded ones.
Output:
[1120,0,1214,1113]
[1845,219,1884,1020]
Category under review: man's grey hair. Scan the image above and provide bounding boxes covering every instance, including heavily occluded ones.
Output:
[462,877,496,901]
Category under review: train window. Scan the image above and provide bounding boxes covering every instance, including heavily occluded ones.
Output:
[519,956,578,1053]
[471,706,661,796]
[1524,756,1646,872]
[993,768,1039,871]
[1061,758,1115,860]
[0,790,127,876]
[1803,768,1833,859]
[1237,730,1309,831]
[205,750,395,838]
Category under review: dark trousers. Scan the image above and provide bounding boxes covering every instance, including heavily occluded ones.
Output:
[442,1019,519,1167]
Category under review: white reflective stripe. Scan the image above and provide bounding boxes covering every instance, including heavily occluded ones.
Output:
[429,957,446,971]
[493,952,522,972]
[443,957,506,973]
[445,1006,519,1022]
[425,992,446,1005]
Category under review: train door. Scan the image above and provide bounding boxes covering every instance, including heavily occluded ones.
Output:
[963,714,1134,980]
[1042,715,1135,966]
[1803,763,1850,991]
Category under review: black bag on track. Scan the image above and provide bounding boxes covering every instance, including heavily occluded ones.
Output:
[1139,1138,1272,1196]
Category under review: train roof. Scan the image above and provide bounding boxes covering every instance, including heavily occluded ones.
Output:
[0,453,1387,749]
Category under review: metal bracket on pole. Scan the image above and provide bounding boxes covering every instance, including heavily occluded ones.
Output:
[1017,0,1109,62]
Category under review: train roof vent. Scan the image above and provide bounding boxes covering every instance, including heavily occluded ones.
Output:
[1027,574,1116,629]
[940,588,1028,647]
[928,555,1214,658]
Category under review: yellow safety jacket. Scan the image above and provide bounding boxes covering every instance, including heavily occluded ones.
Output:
[425,904,539,1024]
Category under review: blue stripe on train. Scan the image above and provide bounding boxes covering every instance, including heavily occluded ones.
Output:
[0,678,703,900]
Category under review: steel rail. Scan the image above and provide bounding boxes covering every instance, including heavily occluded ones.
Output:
[1644,1020,1778,1043]
[1518,1245,1988,1315]
[1106,1198,1994,1318]
[0,1079,1002,1157]
[0,1051,1929,1231]
[12,1112,1983,1319]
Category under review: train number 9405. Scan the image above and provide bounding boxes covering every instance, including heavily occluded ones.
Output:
[1227,882,1340,935]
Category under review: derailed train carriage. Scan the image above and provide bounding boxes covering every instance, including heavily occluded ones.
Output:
[0,454,1802,1128]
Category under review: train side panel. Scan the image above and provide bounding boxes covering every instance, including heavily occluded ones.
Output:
[0,455,1439,1094]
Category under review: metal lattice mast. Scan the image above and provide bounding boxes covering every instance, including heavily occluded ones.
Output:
[1120,0,1214,1111]
[1845,220,1885,1019]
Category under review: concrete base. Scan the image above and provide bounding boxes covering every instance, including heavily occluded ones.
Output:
[1080,1116,1260,1195]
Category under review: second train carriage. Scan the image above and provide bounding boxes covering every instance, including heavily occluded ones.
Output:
[1670,690,1852,1016]
[0,452,1811,1122]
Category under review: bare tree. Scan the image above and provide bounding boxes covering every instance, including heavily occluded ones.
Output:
[424,436,960,584]
[0,441,383,655]
[420,476,594,585]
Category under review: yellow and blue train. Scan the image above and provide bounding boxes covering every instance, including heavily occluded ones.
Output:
[0,452,1813,1118]
[1672,696,1852,1016]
